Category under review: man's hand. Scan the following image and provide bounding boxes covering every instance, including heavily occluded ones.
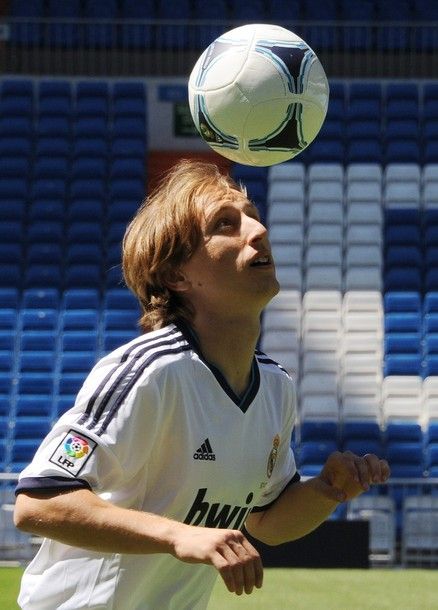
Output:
[172,525,263,595]
[318,451,391,502]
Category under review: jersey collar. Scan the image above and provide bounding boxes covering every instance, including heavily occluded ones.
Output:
[175,320,260,413]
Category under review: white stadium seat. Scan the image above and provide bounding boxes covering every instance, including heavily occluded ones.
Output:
[307,163,344,183]
[268,162,305,183]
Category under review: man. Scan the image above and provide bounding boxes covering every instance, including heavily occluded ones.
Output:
[14,160,390,609]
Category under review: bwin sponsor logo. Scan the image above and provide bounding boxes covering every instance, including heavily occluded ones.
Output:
[184,488,254,529]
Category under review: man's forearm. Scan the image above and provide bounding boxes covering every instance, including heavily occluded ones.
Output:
[15,488,184,555]
[245,477,341,546]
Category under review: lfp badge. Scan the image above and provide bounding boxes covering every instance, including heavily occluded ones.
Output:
[50,429,97,475]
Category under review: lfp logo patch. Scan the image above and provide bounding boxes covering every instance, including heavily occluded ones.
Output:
[50,430,97,476]
[64,435,89,459]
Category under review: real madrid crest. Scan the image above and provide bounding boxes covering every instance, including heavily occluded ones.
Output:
[266,434,280,478]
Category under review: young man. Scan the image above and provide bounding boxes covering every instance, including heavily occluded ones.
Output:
[14,160,390,609]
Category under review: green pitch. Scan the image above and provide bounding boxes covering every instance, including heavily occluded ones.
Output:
[1,567,438,609]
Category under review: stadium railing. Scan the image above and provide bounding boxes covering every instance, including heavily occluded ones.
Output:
[0,19,438,77]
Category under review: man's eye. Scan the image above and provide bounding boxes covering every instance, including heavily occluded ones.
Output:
[216,218,233,229]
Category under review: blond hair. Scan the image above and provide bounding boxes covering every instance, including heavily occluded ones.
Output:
[122,159,244,332]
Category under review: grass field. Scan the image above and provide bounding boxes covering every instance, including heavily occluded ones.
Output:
[2,567,438,610]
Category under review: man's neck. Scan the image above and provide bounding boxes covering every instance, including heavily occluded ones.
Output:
[191,314,261,398]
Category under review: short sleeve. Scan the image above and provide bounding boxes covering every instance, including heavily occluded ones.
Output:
[16,373,163,496]
[252,379,299,511]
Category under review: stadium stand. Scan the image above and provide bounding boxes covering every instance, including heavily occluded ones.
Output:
[2,2,438,566]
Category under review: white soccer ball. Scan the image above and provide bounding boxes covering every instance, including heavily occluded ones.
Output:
[188,24,330,167]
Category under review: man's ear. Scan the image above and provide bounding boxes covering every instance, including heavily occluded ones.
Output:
[162,268,191,293]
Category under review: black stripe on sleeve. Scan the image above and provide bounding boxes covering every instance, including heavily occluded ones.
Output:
[15,476,92,496]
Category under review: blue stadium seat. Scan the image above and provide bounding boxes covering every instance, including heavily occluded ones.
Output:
[0,332,14,352]
[385,139,420,164]
[18,373,54,395]
[19,351,55,373]
[104,288,138,310]
[32,178,66,200]
[0,309,17,330]
[16,395,52,417]
[34,157,69,179]
[0,116,33,137]
[66,244,102,265]
[0,288,19,308]
[65,265,102,289]
[47,0,81,47]
[112,117,146,139]
[111,137,145,159]
[11,439,41,470]
[55,395,75,417]
[20,330,57,351]
[385,225,421,247]
[385,312,422,333]
[61,352,96,373]
[59,373,87,395]
[0,351,13,372]
[120,0,155,49]
[22,288,59,309]
[75,116,108,139]
[0,243,21,263]
[106,243,122,267]
[24,264,62,289]
[21,309,57,330]
[384,354,423,376]
[72,157,107,179]
[0,264,21,287]
[384,333,421,355]
[191,0,228,49]
[103,309,139,331]
[62,310,99,330]
[38,80,72,116]
[14,416,51,441]
[37,116,71,138]
[68,200,105,223]
[36,136,70,158]
[110,158,144,181]
[9,0,44,44]
[384,268,422,292]
[300,420,338,443]
[66,222,103,244]
[103,330,138,352]
[339,0,374,50]
[84,0,118,48]
[301,0,338,50]
[107,199,139,223]
[375,0,412,50]
[0,136,32,158]
[73,137,108,159]
[70,178,105,201]
[384,292,421,314]
[63,288,100,310]
[386,422,423,443]
[62,331,98,352]
[346,138,382,164]
[29,201,65,223]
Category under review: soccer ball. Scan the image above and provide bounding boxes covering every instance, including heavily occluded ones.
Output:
[188,24,329,167]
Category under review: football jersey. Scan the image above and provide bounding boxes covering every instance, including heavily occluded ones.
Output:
[16,321,299,610]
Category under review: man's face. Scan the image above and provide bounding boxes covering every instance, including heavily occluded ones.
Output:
[179,190,279,317]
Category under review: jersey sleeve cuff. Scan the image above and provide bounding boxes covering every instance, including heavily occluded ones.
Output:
[251,471,301,513]
[15,476,92,496]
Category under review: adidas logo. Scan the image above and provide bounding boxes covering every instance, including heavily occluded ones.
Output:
[193,438,216,461]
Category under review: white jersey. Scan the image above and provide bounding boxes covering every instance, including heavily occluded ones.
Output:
[16,321,299,610]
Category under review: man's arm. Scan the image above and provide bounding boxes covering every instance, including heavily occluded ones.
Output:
[245,451,390,546]
[14,488,263,596]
